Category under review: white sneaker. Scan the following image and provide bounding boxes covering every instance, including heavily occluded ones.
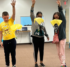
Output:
[12,65,16,67]
[6,66,9,67]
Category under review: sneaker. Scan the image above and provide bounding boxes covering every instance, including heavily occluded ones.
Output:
[35,64,38,67]
[65,64,67,67]
[40,63,45,67]
[6,66,9,67]
[61,65,67,67]
[12,65,16,67]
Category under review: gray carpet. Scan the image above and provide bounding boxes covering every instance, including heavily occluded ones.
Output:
[0,43,70,67]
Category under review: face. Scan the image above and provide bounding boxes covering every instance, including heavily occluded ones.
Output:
[2,15,9,22]
[37,13,42,18]
[54,14,59,19]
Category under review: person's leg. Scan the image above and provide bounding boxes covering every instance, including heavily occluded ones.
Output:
[39,37,44,63]
[39,37,45,67]
[3,41,10,66]
[32,37,39,64]
[56,43,61,61]
[10,39,16,66]
[59,39,66,66]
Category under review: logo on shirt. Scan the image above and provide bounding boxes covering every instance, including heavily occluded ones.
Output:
[2,24,11,36]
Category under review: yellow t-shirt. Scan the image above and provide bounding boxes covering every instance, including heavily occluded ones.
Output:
[0,18,15,40]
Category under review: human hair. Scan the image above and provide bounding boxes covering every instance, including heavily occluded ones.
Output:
[53,12,62,20]
[36,11,42,17]
[2,11,9,16]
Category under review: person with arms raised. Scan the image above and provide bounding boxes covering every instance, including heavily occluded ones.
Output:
[30,0,49,67]
[52,0,67,67]
[0,0,16,67]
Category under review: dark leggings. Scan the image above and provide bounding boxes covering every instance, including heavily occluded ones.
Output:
[32,37,44,62]
[3,38,16,66]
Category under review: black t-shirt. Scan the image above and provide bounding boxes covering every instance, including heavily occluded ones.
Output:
[58,6,66,41]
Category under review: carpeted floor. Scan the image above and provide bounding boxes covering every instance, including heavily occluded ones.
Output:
[0,43,70,67]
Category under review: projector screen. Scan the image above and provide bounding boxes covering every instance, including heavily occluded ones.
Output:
[20,16,44,26]
[21,16,32,26]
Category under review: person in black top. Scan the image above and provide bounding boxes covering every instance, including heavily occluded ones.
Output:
[53,0,67,67]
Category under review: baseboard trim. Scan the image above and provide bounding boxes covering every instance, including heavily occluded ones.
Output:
[45,41,52,43]
[17,43,32,45]
[17,41,52,45]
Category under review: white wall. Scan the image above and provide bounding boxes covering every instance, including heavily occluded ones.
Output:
[61,0,70,9]
[69,7,70,43]
[0,0,58,43]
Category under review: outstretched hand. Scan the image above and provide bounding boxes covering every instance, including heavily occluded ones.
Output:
[32,0,35,5]
[11,0,16,7]
[56,0,61,6]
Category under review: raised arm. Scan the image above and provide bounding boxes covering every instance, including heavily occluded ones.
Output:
[11,0,16,20]
[30,0,35,22]
[57,0,66,23]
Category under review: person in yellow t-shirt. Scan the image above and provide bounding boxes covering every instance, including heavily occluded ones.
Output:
[0,1,16,67]
[0,18,16,40]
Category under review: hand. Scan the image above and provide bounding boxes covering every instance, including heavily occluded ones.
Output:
[0,42,3,47]
[47,37,49,41]
[11,0,16,7]
[32,0,35,5]
[56,0,61,6]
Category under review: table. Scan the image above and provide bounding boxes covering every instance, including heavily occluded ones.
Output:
[16,30,31,44]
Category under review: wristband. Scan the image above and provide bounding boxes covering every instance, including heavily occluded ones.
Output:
[45,34,48,37]
[1,39,3,42]
[31,10,33,12]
